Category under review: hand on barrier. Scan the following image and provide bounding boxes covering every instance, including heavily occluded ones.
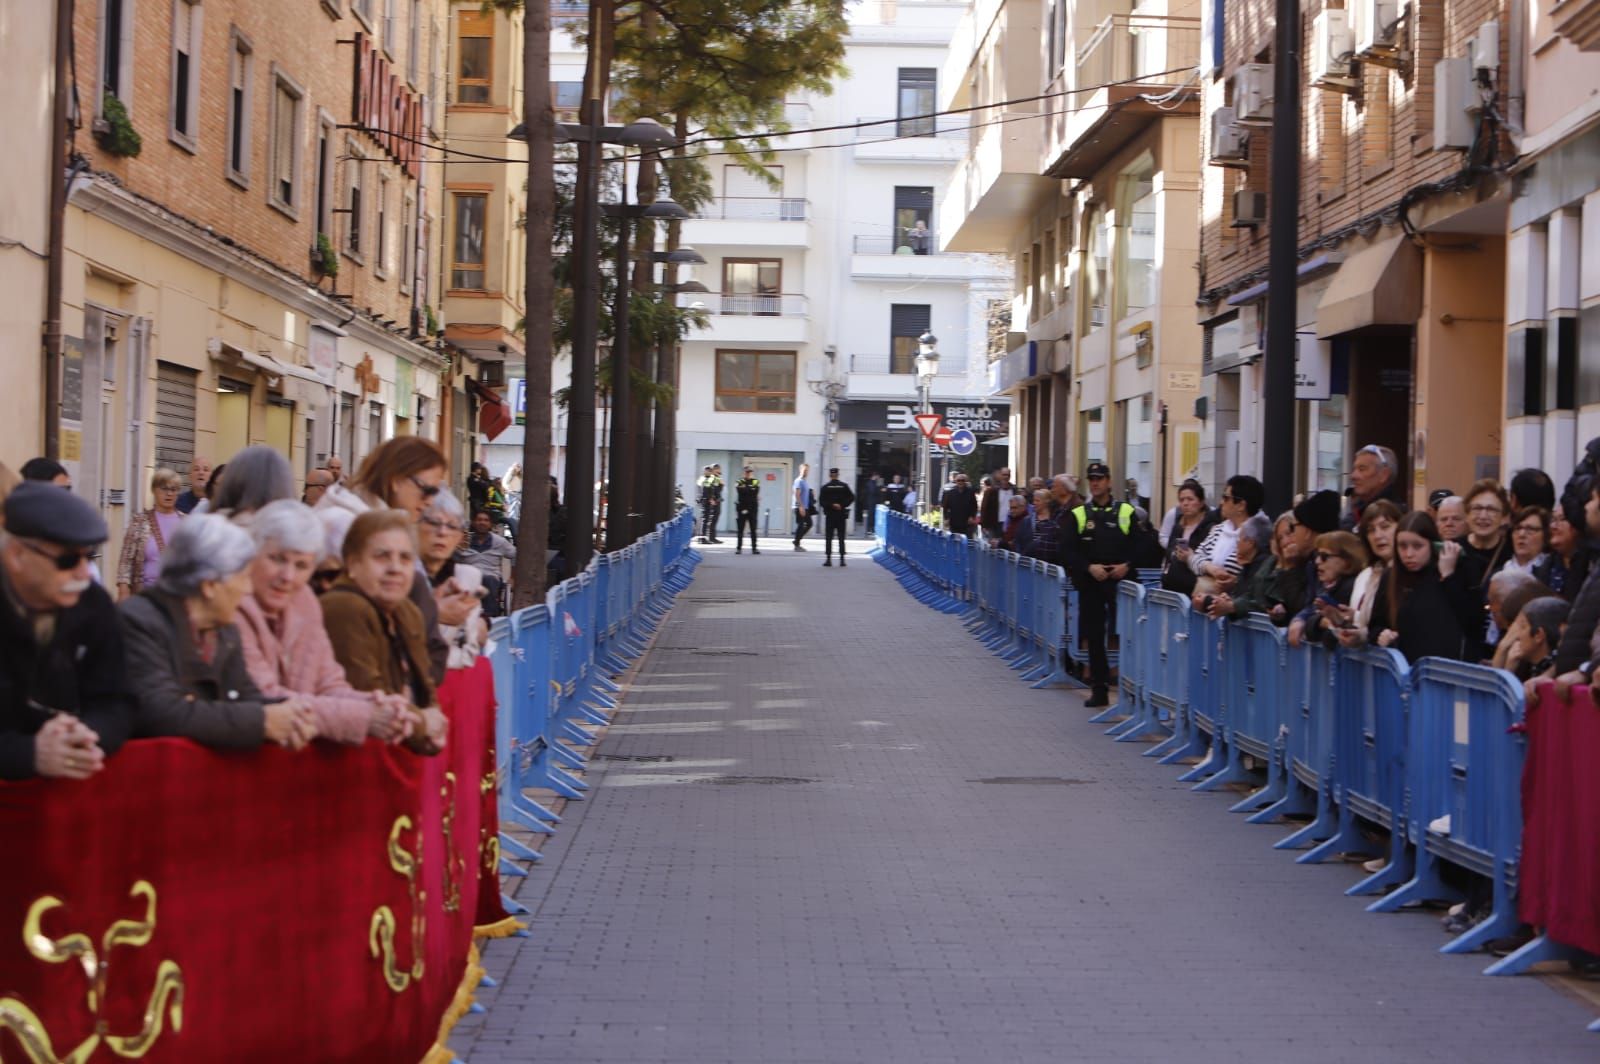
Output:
[1206,593,1232,619]
[34,714,106,779]
[369,693,417,743]
[400,705,449,756]
[1287,618,1306,648]
[1375,628,1399,649]
[1334,625,1368,648]
[265,697,319,750]
[1552,669,1594,702]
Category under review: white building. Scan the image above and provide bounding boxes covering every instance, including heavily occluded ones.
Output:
[487,1,1010,534]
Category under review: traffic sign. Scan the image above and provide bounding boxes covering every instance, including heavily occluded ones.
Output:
[948,428,977,456]
[914,413,942,439]
[932,425,954,447]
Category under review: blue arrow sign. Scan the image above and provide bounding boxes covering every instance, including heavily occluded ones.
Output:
[948,428,977,456]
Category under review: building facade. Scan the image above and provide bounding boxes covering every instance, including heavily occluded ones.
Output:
[1502,0,1600,484]
[941,0,1205,513]
[60,0,450,546]
[1195,0,1512,504]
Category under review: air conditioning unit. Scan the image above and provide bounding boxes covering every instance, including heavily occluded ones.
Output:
[1354,0,1407,60]
[1234,64,1274,126]
[1208,106,1249,167]
[1432,56,1478,150]
[1311,10,1358,91]
[1231,189,1266,228]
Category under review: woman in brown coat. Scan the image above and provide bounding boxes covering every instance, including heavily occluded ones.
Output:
[321,509,448,755]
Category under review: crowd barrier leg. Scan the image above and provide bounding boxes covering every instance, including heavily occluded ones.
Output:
[1228,724,1288,814]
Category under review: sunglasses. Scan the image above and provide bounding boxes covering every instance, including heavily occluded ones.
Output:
[1314,550,1345,563]
[19,538,98,571]
[409,474,442,499]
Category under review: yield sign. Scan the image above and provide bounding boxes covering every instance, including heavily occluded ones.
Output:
[932,425,955,448]
[914,413,943,439]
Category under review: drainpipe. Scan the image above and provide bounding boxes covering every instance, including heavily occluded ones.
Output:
[1505,0,1526,150]
[42,0,75,461]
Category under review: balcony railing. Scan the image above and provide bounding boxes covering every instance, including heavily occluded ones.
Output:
[851,115,968,141]
[682,292,810,317]
[695,197,808,222]
[1076,14,1200,90]
[852,235,945,255]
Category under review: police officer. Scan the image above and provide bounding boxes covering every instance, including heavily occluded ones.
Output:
[1062,461,1136,708]
[696,465,724,544]
[818,468,856,567]
[734,466,761,555]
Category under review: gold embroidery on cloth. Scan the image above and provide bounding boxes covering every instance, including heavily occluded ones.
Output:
[440,772,464,914]
[368,815,425,993]
[1,881,185,1062]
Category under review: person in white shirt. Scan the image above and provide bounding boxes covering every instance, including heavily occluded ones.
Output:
[1189,475,1264,599]
[792,464,813,551]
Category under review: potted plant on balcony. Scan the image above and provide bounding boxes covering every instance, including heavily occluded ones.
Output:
[93,94,143,158]
[311,234,340,280]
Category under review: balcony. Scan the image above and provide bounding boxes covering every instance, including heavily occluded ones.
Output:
[678,292,811,346]
[1043,14,1200,179]
[845,354,972,401]
[680,197,810,248]
[851,116,968,164]
[1551,0,1600,50]
[937,108,1054,253]
[849,237,986,282]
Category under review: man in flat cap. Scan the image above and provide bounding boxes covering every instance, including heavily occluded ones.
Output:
[818,467,855,567]
[0,482,132,779]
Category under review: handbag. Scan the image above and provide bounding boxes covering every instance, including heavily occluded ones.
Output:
[1160,522,1199,596]
[806,489,818,517]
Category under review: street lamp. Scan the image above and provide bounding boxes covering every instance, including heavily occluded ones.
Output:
[914,331,939,517]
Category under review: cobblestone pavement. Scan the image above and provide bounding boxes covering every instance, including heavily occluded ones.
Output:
[452,538,1598,1063]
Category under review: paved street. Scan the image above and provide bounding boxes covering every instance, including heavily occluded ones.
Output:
[454,534,1598,1063]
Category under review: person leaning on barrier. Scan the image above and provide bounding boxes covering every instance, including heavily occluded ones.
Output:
[0,483,132,780]
[1287,530,1369,649]
[416,491,489,666]
[320,509,448,756]
[1188,474,1265,600]
[1490,578,1562,673]
[1062,462,1136,708]
[999,495,1034,555]
[1205,512,1274,621]
[1342,500,1403,637]
[1027,489,1059,562]
[121,514,319,751]
[939,472,979,539]
[1159,478,1219,596]
[1513,596,1569,698]
[1216,511,1301,624]
[235,501,414,746]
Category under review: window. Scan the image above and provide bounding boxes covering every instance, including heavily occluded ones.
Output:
[552,81,583,121]
[315,111,336,238]
[345,142,365,257]
[268,69,304,215]
[1085,203,1109,330]
[457,11,492,104]
[375,174,391,276]
[897,68,936,136]
[353,0,373,25]
[100,0,134,108]
[408,0,421,84]
[1117,168,1156,320]
[400,191,415,293]
[169,0,202,150]
[451,192,487,289]
[368,401,386,455]
[1363,66,1395,173]
[892,187,934,254]
[889,304,932,374]
[226,29,254,185]
[384,0,397,54]
[715,351,797,412]
[721,258,781,315]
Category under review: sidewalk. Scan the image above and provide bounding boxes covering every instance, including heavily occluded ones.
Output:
[452,539,1597,1063]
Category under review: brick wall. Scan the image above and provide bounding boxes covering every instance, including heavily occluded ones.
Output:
[1197,0,1508,306]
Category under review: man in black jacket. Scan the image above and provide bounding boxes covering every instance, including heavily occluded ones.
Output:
[0,482,132,779]
[940,473,979,538]
[818,468,855,567]
[734,467,761,555]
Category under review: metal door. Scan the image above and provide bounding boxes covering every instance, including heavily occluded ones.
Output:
[741,455,792,536]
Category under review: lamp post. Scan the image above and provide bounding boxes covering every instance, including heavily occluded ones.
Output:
[601,191,689,551]
[914,331,939,517]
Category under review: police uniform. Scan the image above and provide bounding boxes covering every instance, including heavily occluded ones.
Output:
[734,474,761,554]
[817,470,856,566]
[696,469,724,543]
[1063,463,1136,706]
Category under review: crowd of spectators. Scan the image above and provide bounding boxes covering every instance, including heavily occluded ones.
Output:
[0,438,515,781]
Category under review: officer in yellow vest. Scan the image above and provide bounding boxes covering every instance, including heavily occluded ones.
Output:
[1063,461,1136,708]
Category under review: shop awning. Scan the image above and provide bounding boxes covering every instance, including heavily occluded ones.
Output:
[468,378,512,441]
[1315,234,1423,338]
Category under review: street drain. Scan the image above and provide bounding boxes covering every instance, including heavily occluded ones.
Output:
[969,777,1096,786]
[594,754,676,763]
[693,775,817,786]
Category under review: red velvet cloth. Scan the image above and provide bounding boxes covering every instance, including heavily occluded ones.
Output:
[1517,683,1600,954]
[0,658,503,1062]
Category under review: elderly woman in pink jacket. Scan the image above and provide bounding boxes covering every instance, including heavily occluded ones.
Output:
[235,500,413,744]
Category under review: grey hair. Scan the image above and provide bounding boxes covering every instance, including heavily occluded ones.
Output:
[1052,474,1080,494]
[1488,569,1539,598]
[155,514,257,596]
[209,445,295,516]
[249,500,324,556]
[1239,512,1275,553]
[424,490,465,522]
[1523,596,1570,647]
[1438,495,1464,509]
[1357,443,1398,477]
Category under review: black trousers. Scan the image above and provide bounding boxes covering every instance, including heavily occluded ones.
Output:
[793,510,813,542]
[1078,578,1118,690]
[700,503,720,540]
[736,510,758,550]
[824,516,848,556]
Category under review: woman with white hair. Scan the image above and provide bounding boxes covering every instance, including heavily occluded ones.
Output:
[234,500,414,744]
[120,514,318,750]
